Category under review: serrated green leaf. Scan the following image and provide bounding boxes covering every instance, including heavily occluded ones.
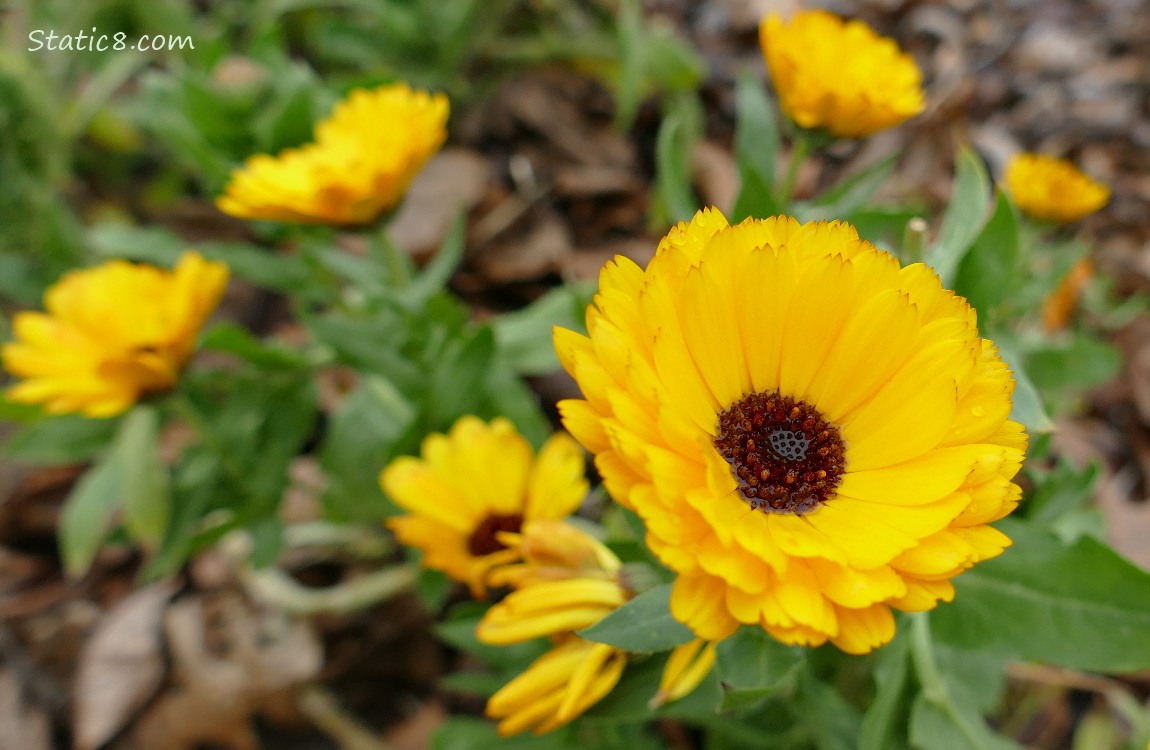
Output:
[925,147,992,286]
[59,458,122,577]
[932,519,1150,672]
[114,406,170,548]
[578,583,695,652]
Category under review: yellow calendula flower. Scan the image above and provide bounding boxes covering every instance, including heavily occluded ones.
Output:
[554,208,1026,654]
[2,252,228,418]
[1004,153,1110,224]
[380,418,587,598]
[760,10,925,138]
[478,519,627,644]
[486,636,626,736]
[217,83,449,225]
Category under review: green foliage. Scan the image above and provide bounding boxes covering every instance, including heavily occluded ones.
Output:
[579,583,695,653]
[925,147,992,286]
[730,71,782,222]
[932,519,1150,673]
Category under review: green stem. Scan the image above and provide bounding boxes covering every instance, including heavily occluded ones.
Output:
[909,612,987,748]
[777,136,810,208]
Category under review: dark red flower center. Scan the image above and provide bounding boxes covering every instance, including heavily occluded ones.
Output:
[467,513,524,556]
[713,391,846,515]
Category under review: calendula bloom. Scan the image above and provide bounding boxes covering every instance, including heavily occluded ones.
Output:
[555,208,1026,654]
[478,520,628,644]
[1004,153,1110,224]
[2,253,228,418]
[760,10,925,138]
[650,638,717,709]
[217,83,448,225]
[486,637,626,736]
[381,418,587,598]
[1042,258,1094,333]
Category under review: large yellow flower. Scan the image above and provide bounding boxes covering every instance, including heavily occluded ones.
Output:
[217,83,448,225]
[760,10,925,138]
[554,208,1026,654]
[1004,153,1110,224]
[2,252,228,418]
[380,418,587,598]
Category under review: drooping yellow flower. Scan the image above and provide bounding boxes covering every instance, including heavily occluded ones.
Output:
[381,418,587,598]
[478,519,628,644]
[554,208,1026,654]
[486,636,626,736]
[1004,153,1110,224]
[2,252,228,418]
[760,10,925,138]
[650,638,717,708]
[217,83,449,225]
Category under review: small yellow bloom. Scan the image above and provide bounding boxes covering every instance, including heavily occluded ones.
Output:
[2,252,228,418]
[650,638,717,708]
[1004,153,1110,224]
[381,418,587,598]
[555,208,1026,654]
[477,520,629,644]
[486,637,626,736]
[217,83,449,225]
[760,10,925,138]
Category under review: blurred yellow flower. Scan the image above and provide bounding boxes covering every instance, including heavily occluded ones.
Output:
[380,418,587,598]
[217,83,449,225]
[650,638,717,709]
[478,519,627,644]
[555,208,1026,654]
[486,637,626,736]
[760,10,925,138]
[1004,153,1110,224]
[2,253,228,418]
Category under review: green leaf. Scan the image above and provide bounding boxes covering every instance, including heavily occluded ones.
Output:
[798,673,863,750]
[578,583,695,652]
[200,322,311,370]
[114,406,170,548]
[932,518,1150,672]
[909,696,1021,750]
[654,94,702,225]
[1023,335,1121,392]
[432,716,566,750]
[59,458,122,577]
[715,626,805,709]
[3,413,119,464]
[320,375,417,522]
[953,189,1021,317]
[400,211,467,306]
[428,325,497,425]
[490,283,593,376]
[925,147,992,287]
[859,629,912,750]
[730,71,781,222]
[799,153,898,223]
[991,335,1054,433]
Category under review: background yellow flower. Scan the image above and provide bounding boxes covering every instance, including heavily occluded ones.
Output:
[554,208,1026,654]
[2,252,228,418]
[1004,153,1110,224]
[760,10,924,138]
[381,417,587,597]
[216,83,449,225]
